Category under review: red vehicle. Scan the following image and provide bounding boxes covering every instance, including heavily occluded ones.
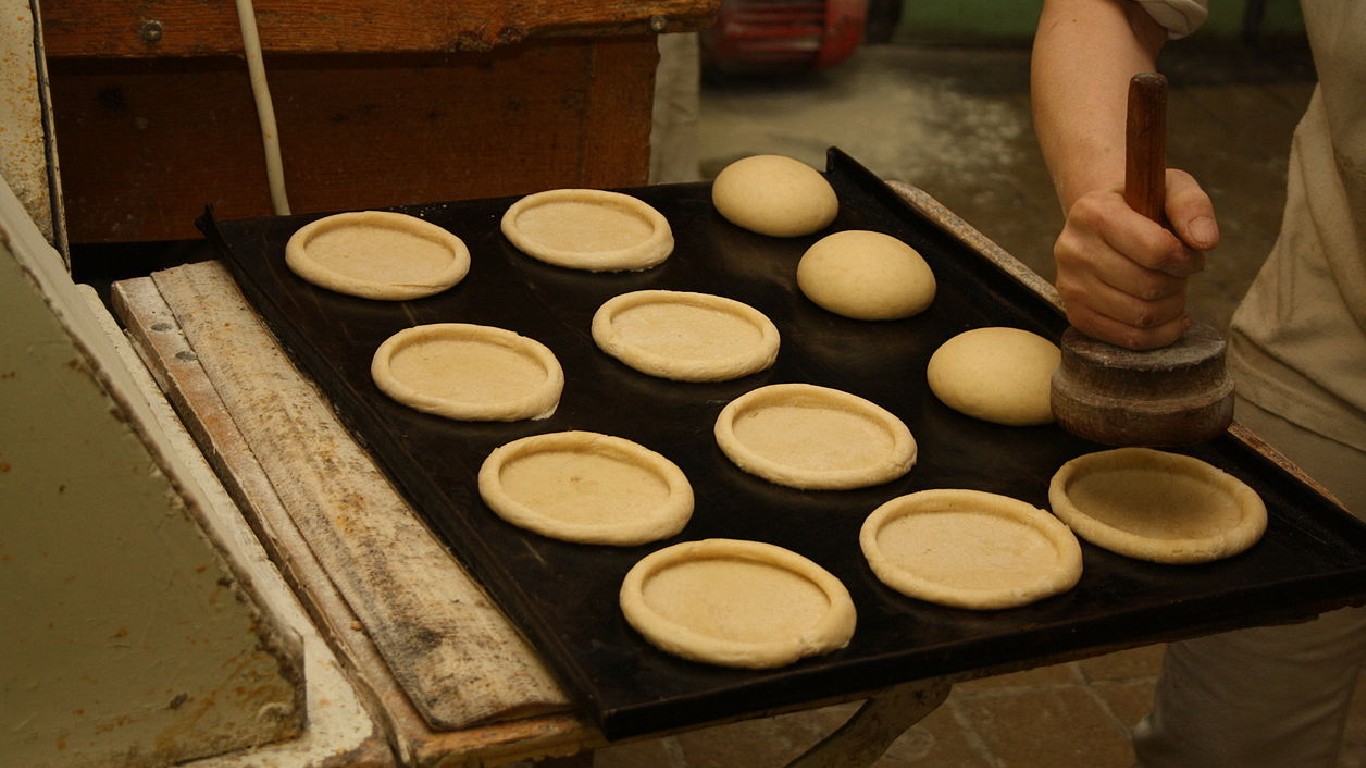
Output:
[701,0,892,75]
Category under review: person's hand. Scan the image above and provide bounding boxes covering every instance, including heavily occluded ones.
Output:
[1053,168,1219,350]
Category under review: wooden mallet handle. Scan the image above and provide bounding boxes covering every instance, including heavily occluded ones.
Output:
[1124,72,1167,223]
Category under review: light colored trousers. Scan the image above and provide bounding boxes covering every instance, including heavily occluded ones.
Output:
[1133,396,1366,767]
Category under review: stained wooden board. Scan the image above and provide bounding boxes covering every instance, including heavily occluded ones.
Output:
[40,0,719,56]
[50,38,660,243]
[111,264,598,767]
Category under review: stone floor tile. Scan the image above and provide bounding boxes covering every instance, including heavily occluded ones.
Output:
[1076,645,1166,683]
[1090,679,1159,733]
[953,686,1134,768]
[872,698,995,767]
[955,660,1081,692]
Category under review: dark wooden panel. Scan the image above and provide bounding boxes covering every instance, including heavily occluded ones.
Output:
[39,0,719,56]
[49,38,658,243]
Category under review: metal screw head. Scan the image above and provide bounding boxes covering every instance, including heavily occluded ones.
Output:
[648,15,668,33]
[139,19,164,43]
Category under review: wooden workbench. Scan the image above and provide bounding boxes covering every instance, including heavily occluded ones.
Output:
[39,0,718,244]
[106,181,1016,767]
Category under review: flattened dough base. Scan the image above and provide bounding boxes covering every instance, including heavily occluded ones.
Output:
[715,384,916,489]
[620,538,856,669]
[371,324,563,421]
[592,290,779,382]
[501,189,673,272]
[861,489,1082,609]
[286,210,470,300]
[1049,448,1268,564]
[478,431,693,546]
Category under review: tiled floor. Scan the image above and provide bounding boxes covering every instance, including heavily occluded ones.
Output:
[580,39,1366,768]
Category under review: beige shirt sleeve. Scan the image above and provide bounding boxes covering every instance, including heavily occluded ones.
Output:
[1134,0,1209,38]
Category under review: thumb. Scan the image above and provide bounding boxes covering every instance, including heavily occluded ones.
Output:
[1165,168,1220,250]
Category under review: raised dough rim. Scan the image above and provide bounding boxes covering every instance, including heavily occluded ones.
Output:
[1048,447,1269,564]
[713,383,917,490]
[371,323,564,421]
[859,488,1083,610]
[477,431,694,546]
[500,188,674,272]
[285,210,471,300]
[591,289,781,382]
[619,538,857,669]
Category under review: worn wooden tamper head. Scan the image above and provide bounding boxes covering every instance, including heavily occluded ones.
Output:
[1051,73,1234,447]
[1053,323,1234,446]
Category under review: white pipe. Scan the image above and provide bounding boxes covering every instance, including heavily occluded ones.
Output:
[234,0,290,215]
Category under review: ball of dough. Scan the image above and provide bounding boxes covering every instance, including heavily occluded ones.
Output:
[927,327,1060,426]
[711,154,838,237]
[796,230,936,321]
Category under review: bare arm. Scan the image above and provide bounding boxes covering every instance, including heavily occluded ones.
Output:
[1031,0,1219,349]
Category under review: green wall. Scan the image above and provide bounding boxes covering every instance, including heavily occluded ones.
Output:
[896,0,1305,44]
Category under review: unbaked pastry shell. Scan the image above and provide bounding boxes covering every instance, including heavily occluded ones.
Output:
[592,290,780,382]
[501,188,673,272]
[1048,447,1268,564]
[619,538,856,669]
[286,210,470,300]
[478,431,693,546]
[714,383,916,490]
[860,488,1083,610]
[371,323,563,421]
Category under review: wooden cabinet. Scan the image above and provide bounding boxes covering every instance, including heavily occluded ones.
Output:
[39,1,717,242]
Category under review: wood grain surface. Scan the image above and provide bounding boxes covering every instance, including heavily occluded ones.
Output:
[50,38,660,243]
[112,262,600,766]
[39,0,719,56]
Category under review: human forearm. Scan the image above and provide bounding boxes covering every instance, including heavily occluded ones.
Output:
[1030,0,1167,211]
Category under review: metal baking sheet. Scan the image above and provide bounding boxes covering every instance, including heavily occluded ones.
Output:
[203,148,1366,740]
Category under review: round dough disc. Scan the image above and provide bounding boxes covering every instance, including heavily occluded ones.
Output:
[592,290,780,382]
[860,488,1083,610]
[371,323,563,421]
[478,431,693,546]
[286,211,471,300]
[797,230,936,320]
[711,154,838,237]
[282,209,469,299]
[619,538,856,669]
[500,188,673,272]
[927,327,1061,426]
[1048,447,1268,564]
[714,383,917,490]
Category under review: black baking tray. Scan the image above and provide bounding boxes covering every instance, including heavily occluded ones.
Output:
[203,148,1366,740]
